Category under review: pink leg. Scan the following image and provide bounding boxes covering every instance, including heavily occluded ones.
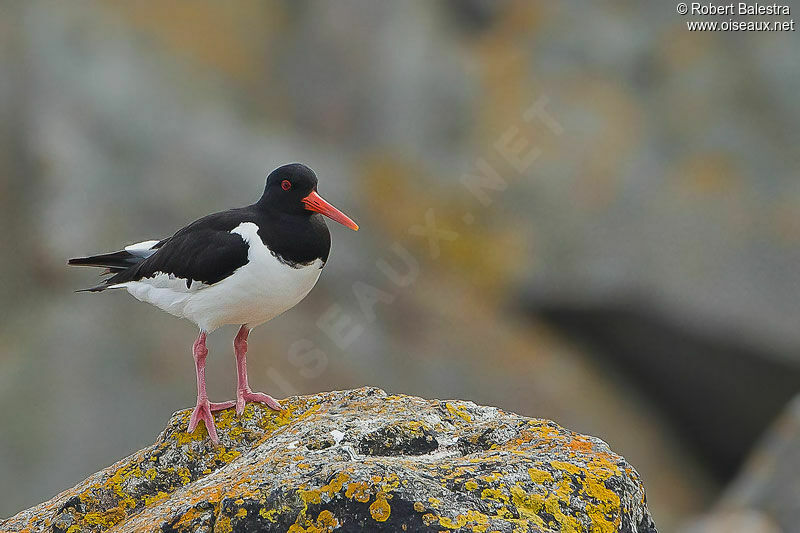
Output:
[187,331,235,444]
[234,325,281,415]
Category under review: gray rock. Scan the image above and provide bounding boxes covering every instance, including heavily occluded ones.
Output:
[681,395,800,533]
[2,388,657,532]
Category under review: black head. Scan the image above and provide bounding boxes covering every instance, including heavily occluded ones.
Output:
[258,163,358,230]
[260,163,319,214]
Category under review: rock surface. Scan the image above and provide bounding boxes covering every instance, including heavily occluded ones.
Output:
[2,388,657,532]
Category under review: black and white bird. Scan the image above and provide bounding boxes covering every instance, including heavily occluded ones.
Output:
[69,163,358,444]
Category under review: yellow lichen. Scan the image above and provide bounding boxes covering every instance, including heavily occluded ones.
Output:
[299,488,322,505]
[215,447,241,465]
[379,473,401,492]
[479,471,503,483]
[369,493,391,522]
[177,467,192,485]
[286,505,340,532]
[582,472,621,533]
[445,402,473,422]
[317,510,338,528]
[551,460,582,476]
[300,471,350,506]
[7,393,640,533]
[509,485,545,527]
[481,487,509,504]
[439,510,490,532]
[584,477,619,507]
[215,514,233,533]
[587,454,620,480]
[259,507,279,522]
[323,472,350,495]
[82,508,127,529]
[439,514,467,529]
[142,490,169,507]
[545,478,583,532]
[527,468,554,484]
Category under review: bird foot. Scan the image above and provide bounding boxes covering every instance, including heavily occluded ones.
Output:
[236,388,282,415]
[188,398,236,445]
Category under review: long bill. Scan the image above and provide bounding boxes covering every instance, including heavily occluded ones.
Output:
[302,190,359,231]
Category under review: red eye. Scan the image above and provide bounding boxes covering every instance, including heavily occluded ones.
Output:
[281,180,292,191]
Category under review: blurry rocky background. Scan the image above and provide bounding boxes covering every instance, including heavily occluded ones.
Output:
[1,2,798,531]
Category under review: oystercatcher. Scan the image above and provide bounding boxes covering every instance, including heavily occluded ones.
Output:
[69,163,358,444]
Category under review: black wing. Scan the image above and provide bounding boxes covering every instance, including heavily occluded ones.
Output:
[83,210,251,292]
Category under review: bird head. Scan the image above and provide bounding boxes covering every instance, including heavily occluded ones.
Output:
[261,163,359,231]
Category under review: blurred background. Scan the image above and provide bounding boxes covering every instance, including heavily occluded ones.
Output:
[1,1,799,531]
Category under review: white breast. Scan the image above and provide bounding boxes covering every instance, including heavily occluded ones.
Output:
[120,222,324,332]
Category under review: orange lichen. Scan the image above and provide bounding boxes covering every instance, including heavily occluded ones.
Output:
[564,437,594,454]
[345,481,371,503]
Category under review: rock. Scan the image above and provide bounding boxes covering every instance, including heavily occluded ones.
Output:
[1,388,657,532]
[680,394,800,533]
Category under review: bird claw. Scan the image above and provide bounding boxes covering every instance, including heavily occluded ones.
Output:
[236,389,282,415]
[188,398,234,445]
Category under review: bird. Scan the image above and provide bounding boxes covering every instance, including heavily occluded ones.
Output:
[69,163,358,444]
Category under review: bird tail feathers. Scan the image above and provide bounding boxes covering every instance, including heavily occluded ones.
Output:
[69,240,161,292]
[68,251,141,272]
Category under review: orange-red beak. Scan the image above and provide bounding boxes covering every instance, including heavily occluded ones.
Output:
[302,190,359,231]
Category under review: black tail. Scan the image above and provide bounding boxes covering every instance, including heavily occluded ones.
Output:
[68,250,143,272]
[69,250,148,292]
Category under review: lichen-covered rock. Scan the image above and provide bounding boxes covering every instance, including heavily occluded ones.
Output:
[2,388,657,532]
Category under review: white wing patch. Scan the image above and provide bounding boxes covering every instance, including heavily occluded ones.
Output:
[230,222,261,247]
[124,239,160,257]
